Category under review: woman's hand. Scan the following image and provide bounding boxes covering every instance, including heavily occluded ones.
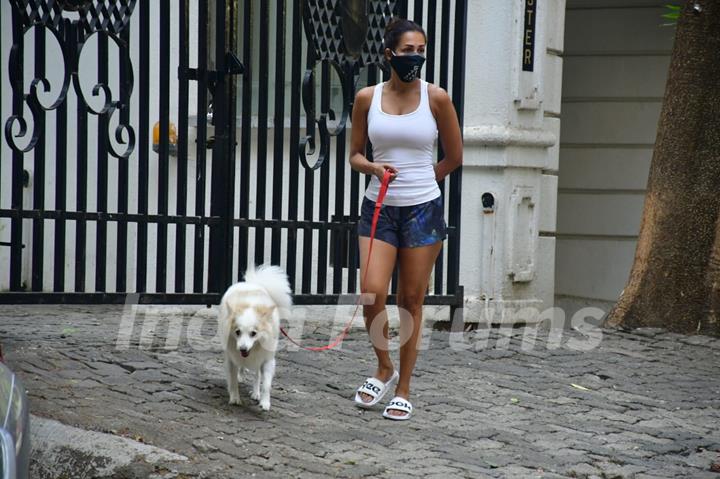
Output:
[373,163,398,183]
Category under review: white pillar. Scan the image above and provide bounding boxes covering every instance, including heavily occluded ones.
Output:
[459,0,564,324]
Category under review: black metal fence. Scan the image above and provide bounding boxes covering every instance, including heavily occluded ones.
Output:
[0,0,467,316]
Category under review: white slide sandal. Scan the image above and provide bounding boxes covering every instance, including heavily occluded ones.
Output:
[382,396,413,421]
[354,370,399,408]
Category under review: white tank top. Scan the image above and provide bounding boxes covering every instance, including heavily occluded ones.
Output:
[364,80,440,206]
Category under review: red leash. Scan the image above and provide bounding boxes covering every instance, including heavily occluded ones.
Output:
[280,169,393,351]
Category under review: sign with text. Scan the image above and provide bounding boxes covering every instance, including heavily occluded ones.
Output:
[522,0,536,72]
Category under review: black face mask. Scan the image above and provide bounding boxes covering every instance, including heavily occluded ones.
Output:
[389,52,425,82]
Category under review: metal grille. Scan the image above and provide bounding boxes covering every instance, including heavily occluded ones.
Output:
[0,0,467,318]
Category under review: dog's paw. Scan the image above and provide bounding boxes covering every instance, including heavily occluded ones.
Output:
[228,394,242,405]
[250,390,261,402]
[259,399,271,411]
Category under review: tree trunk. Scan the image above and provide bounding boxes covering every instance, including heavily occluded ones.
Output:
[604,0,720,336]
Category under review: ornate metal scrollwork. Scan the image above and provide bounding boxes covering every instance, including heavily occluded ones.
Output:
[300,0,396,170]
[5,0,137,159]
[58,0,92,11]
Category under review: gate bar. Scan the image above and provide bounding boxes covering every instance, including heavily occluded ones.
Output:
[286,0,303,292]
[31,27,46,292]
[193,0,210,293]
[157,0,171,292]
[137,0,150,292]
[176,0,191,293]
[10,8,24,291]
[271,0,287,266]
[117,23,132,292]
[254,0,270,266]
[207,0,236,293]
[53,19,69,292]
[237,0,253,281]
[96,33,109,292]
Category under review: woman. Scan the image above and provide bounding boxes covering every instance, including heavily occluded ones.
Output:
[349,18,463,420]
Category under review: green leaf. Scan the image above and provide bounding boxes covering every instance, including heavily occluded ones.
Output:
[662,4,680,24]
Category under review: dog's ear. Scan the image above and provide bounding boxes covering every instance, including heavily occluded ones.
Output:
[218,300,237,346]
[225,296,250,315]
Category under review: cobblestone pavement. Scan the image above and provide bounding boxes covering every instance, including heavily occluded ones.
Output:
[1,304,719,478]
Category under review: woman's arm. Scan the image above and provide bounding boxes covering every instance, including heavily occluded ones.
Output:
[349,86,398,182]
[429,85,463,182]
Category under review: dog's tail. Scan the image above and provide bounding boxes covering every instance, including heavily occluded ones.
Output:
[243,263,293,315]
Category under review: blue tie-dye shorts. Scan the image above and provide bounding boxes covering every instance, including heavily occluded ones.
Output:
[357,194,447,248]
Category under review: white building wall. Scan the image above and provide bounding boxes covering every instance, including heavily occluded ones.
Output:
[556,0,673,317]
[459,0,564,324]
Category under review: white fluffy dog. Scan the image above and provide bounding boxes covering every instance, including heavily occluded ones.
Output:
[218,264,291,411]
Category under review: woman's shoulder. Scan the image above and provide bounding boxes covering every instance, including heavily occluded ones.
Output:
[353,85,377,111]
[427,83,455,118]
[426,82,454,117]
[354,85,377,111]
[355,85,378,101]
[426,82,451,103]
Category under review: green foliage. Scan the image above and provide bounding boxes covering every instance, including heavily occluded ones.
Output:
[662,3,681,22]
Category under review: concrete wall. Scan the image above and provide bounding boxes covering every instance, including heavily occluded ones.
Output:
[459,0,564,324]
[556,0,673,316]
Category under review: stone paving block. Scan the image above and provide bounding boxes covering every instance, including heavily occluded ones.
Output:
[591,461,648,478]
[560,462,602,478]
[452,462,505,478]
[336,464,388,478]
[494,464,552,478]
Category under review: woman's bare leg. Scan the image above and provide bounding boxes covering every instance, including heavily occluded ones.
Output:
[357,236,398,403]
[387,241,442,415]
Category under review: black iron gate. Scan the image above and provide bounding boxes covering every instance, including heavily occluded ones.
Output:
[0,0,467,316]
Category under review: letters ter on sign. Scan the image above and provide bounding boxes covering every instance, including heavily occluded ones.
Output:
[522,0,536,72]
